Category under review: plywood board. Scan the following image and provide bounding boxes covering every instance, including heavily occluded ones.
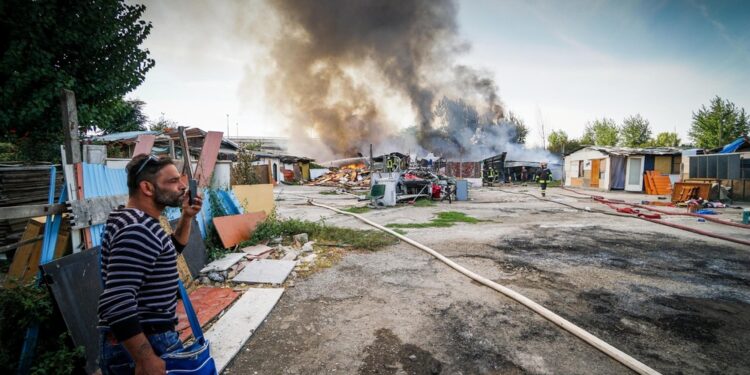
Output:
[232,184,275,216]
[213,211,267,248]
[232,259,295,284]
[204,288,284,373]
[200,253,246,273]
[176,287,240,341]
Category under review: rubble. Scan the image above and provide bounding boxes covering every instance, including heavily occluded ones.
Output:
[309,163,371,188]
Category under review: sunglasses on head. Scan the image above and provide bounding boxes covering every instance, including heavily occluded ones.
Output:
[133,155,159,178]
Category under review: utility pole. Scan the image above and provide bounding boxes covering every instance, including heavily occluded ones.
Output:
[226,114,230,137]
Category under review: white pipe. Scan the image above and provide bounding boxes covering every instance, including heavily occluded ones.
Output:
[308,199,661,375]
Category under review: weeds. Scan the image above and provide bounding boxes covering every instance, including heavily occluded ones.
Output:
[244,217,396,251]
[343,206,371,214]
[386,211,480,229]
[411,198,435,207]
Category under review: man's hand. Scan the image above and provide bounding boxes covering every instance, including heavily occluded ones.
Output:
[135,354,166,375]
[181,190,203,218]
[122,333,166,375]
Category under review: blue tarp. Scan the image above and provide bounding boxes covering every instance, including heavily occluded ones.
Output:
[719,137,746,154]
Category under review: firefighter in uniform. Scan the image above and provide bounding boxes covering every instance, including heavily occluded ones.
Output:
[535,162,552,197]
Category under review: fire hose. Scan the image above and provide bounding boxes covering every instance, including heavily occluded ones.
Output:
[560,186,750,230]
[308,199,661,375]
[498,187,750,247]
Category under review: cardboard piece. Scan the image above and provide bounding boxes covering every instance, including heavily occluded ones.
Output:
[200,253,246,273]
[204,288,284,373]
[213,211,267,248]
[176,287,240,341]
[232,184,275,216]
[232,259,295,284]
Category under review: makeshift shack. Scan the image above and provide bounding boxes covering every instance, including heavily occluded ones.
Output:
[564,146,682,192]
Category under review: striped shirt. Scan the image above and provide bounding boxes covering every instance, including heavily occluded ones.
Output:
[97,207,185,341]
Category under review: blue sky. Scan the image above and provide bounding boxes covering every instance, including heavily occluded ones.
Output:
[130,0,750,147]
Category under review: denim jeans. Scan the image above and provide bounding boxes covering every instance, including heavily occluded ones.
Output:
[100,331,183,375]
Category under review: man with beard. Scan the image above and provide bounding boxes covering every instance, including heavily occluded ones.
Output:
[97,154,203,375]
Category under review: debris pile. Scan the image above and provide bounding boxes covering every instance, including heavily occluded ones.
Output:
[197,235,319,286]
[309,163,371,188]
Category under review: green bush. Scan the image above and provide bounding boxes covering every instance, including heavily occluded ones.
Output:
[0,282,83,374]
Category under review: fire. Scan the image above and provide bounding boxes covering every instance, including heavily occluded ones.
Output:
[340,162,366,170]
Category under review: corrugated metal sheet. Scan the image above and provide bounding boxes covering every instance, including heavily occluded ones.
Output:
[82,163,128,247]
[81,163,245,244]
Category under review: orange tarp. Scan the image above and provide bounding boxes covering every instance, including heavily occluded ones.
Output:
[213,211,267,248]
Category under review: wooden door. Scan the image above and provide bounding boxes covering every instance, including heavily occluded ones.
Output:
[591,159,600,188]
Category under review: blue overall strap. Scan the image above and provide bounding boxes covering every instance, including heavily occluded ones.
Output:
[177,280,204,341]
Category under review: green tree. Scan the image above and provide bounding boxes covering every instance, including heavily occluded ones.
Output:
[547,130,582,154]
[149,114,179,133]
[507,111,529,144]
[690,96,749,148]
[583,118,619,146]
[649,132,681,147]
[0,0,155,161]
[620,114,651,147]
[96,98,148,134]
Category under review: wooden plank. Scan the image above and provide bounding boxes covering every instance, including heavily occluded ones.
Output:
[132,134,156,156]
[0,203,67,221]
[194,131,223,188]
[203,288,284,373]
[75,163,93,249]
[60,89,81,164]
[213,212,267,248]
[5,219,45,286]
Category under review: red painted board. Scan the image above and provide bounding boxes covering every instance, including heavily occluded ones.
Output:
[132,134,156,157]
[213,212,267,248]
[194,131,223,188]
[176,287,240,342]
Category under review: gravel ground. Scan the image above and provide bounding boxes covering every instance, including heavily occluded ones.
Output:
[224,185,750,375]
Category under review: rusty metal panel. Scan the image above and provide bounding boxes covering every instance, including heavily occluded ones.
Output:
[194,131,223,187]
[213,212,267,248]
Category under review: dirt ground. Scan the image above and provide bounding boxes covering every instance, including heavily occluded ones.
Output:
[224,185,750,375]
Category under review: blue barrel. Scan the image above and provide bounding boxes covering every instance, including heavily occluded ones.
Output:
[456,180,469,201]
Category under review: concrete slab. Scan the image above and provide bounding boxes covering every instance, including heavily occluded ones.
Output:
[232,259,296,284]
[241,244,273,256]
[176,287,240,341]
[204,288,284,373]
[200,253,246,273]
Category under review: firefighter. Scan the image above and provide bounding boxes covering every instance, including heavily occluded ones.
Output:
[535,162,552,197]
